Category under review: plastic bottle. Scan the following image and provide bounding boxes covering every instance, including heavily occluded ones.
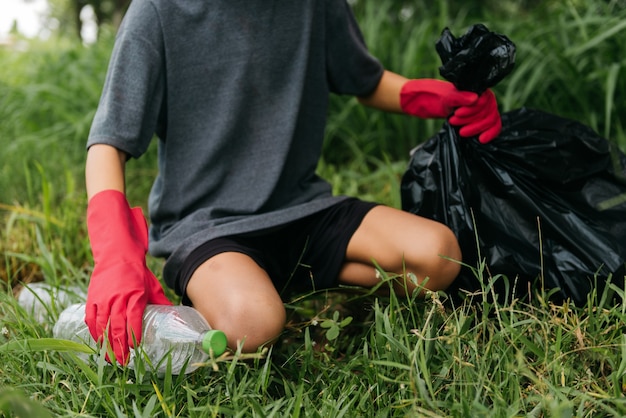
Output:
[17,282,87,324]
[53,303,228,375]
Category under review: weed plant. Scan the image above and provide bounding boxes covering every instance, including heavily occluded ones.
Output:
[1,1,626,416]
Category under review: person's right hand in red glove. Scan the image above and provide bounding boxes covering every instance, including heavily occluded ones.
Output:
[85,149,172,365]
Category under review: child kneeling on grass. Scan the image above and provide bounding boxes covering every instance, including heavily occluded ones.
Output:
[84,0,500,364]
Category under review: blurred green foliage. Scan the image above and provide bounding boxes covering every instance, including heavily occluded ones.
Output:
[325,0,626,164]
[1,1,625,202]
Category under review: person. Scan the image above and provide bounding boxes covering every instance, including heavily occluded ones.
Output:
[84,0,501,365]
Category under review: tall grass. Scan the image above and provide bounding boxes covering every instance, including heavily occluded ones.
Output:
[325,0,626,164]
[1,1,626,416]
[0,32,113,205]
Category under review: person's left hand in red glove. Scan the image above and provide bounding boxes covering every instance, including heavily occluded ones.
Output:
[357,70,501,144]
[447,89,501,144]
[85,144,172,365]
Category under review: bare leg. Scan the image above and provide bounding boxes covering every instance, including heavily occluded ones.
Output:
[339,206,461,295]
[185,252,286,352]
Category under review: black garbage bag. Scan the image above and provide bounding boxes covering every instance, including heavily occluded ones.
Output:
[436,23,516,94]
[401,25,626,305]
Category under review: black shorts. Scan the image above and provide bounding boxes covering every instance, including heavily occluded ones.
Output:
[177,198,378,304]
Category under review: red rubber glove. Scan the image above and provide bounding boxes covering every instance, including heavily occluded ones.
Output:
[85,190,172,365]
[400,79,501,144]
[449,89,501,144]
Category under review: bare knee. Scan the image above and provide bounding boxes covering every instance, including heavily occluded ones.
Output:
[403,224,461,293]
[185,252,287,353]
[204,299,286,353]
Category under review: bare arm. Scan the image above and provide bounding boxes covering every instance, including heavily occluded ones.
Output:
[85,144,127,201]
[357,70,408,113]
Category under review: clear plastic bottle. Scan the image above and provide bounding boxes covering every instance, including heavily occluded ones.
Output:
[17,282,87,324]
[53,303,228,375]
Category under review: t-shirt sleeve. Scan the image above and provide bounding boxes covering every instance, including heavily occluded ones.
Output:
[325,0,384,97]
[87,0,165,158]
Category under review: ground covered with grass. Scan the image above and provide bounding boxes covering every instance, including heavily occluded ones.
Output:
[1,1,626,416]
[3,271,626,416]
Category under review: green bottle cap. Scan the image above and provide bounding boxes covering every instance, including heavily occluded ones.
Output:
[201,330,228,356]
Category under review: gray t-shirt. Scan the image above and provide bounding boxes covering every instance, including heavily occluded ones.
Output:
[87,0,384,290]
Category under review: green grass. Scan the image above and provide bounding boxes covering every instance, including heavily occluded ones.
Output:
[1,1,626,416]
[2,265,626,416]
[325,0,626,164]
